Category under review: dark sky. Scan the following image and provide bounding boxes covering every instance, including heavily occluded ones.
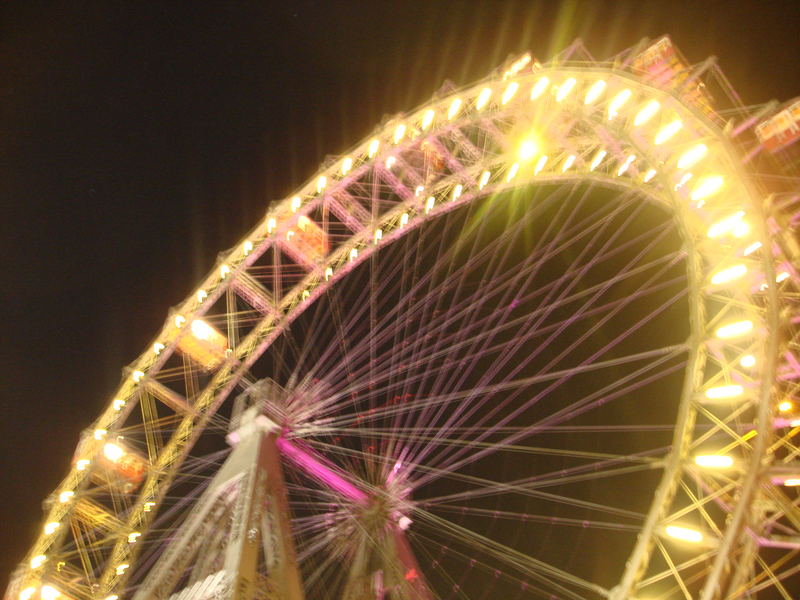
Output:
[1,0,799,588]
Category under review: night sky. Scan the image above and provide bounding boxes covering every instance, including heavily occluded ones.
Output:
[1,0,799,589]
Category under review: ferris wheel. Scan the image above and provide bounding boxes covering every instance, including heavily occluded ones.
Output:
[7,37,800,600]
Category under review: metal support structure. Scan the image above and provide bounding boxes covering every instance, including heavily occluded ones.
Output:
[132,390,304,600]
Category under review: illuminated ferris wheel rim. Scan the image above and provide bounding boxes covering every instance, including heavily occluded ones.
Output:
[13,41,788,600]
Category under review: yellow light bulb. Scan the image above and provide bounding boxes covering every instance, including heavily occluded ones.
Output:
[590,149,606,171]
[506,162,519,181]
[715,319,753,339]
[707,211,745,239]
[677,144,708,170]
[420,110,434,131]
[341,156,353,174]
[633,100,660,126]
[691,175,724,201]
[705,385,744,400]
[739,355,756,368]
[694,454,734,468]
[518,139,539,162]
[476,87,492,110]
[562,155,576,172]
[534,155,548,175]
[665,525,703,543]
[584,80,606,104]
[447,98,462,120]
[103,442,125,463]
[710,264,747,285]
[530,76,549,100]
[393,124,406,144]
[555,78,576,103]
[501,81,519,105]
[368,138,380,158]
[608,89,632,120]
[654,119,683,145]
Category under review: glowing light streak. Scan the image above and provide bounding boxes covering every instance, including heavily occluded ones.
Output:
[643,168,657,182]
[743,241,761,256]
[447,98,462,120]
[665,525,703,543]
[740,355,756,368]
[555,77,576,102]
[584,79,606,104]
[368,138,379,158]
[115,564,129,576]
[103,442,125,462]
[20,588,36,600]
[30,555,47,569]
[420,110,434,131]
[414,185,424,197]
[341,156,353,174]
[40,586,60,600]
[373,229,382,243]
[393,124,406,144]
[324,266,333,280]
[694,454,734,468]
[501,81,519,105]
[778,401,792,412]
[675,173,693,190]
[530,76,549,99]
[425,196,435,213]
[385,156,396,169]
[705,385,744,400]
[267,217,276,234]
[242,240,253,255]
[476,87,492,110]
[590,149,606,171]
[132,370,145,383]
[276,437,368,504]
[479,170,491,189]
[617,154,636,176]
[690,175,724,201]
[506,162,519,181]
[710,264,747,285]
[143,501,155,512]
[219,264,231,279]
[634,100,660,126]
[44,522,60,535]
[707,211,745,239]
[677,143,708,170]
[94,428,107,440]
[518,139,538,161]
[112,399,126,411]
[562,155,575,172]
[715,320,753,339]
[316,175,327,193]
[349,248,358,262]
[190,319,213,341]
[776,271,790,283]
[534,155,548,175]
[608,89,632,120]
[784,479,800,487]
[128,532,141,544]
[400,212,409,227]
[58,491,74,503]
[655,119,683,144]
[452,184,463,201]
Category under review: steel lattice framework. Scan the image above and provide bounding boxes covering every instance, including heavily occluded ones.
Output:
[7,38,800,600]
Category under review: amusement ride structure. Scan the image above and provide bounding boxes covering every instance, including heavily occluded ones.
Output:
[6,37,800,600]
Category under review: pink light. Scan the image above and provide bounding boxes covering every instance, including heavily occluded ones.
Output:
[276,437,369,505]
